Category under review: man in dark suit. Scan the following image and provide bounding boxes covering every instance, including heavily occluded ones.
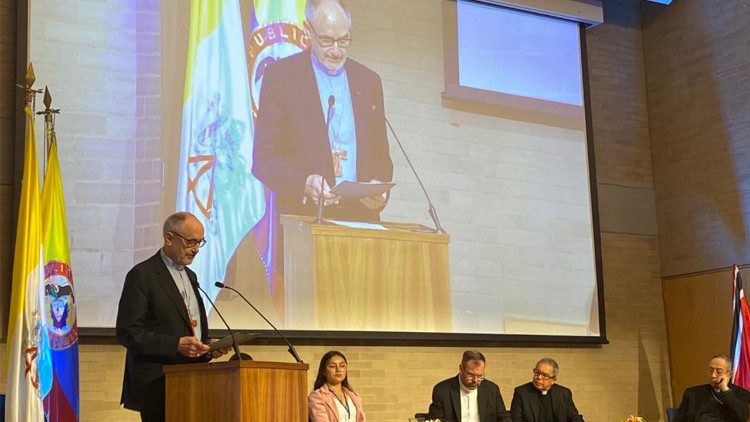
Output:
[427,350,512,422]
[673,354,750,422]
[116,212,230,421]
[253,0,393,222]
[510,358,583,422]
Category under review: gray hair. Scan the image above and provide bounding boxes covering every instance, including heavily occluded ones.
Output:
[305,0,352,25]
[536,357,560,378]
[162,212,192,235]
[711,354,733,372]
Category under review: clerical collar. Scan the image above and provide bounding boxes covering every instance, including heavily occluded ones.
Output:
[311,51,346,77]
[458,379,475,395]
[540,389,549,395]
[160,249,185,271]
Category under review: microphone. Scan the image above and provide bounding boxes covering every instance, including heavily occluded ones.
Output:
[384,116,446,234]
[214,281,303,363]
[316,95,336,224]
[327,95,336,124]
[193,281,250,361]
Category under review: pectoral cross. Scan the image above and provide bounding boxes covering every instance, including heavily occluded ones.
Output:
[332,148,348,177]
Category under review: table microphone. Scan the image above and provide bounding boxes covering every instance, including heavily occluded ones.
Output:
[193,281,250,360]
[214,281,303,363]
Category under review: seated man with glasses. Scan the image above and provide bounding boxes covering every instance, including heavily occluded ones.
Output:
[673,354,750,422]
[509,358,583,422]
[253,0,393,223]
[427,350,512,422]
[116,212,231,421]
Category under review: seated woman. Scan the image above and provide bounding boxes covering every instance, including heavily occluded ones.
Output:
[308,350,366,422]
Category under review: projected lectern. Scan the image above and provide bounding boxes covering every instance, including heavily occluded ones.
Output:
[280,215,452,331]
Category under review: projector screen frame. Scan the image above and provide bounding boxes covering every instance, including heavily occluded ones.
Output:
[14,0,608,347]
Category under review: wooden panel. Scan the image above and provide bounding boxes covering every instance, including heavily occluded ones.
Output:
[240,362,308,421]
[282,215,452,331]
[663,268,736,404]
[164,361,308,422]
[314,230,451,331]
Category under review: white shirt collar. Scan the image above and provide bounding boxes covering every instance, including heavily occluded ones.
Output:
[160,248,185,271]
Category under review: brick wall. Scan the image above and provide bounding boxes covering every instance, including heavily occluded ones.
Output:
[643,0,750,277]
[25,0,168,328]
[134,0,163,264]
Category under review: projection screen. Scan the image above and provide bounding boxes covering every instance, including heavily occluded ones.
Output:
[26,0,604,342]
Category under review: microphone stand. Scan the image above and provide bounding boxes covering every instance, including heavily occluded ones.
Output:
[215,282,303,363]
[385,117,446,234]
[194,282,250,361]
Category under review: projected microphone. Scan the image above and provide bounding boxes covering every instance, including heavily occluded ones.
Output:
[193,281,250,361]
[384,116,446,234]
[316,95,336,224]
[214,281,303,363]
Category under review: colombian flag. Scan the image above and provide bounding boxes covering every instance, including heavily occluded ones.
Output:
[731,265,750,387]
[41,131,79,421]
[5,105,52,422]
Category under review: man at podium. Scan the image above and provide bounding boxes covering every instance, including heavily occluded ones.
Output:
[116,212,230,421]
[253,0,394,222]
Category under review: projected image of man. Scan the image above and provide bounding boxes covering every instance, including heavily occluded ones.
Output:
[253,0,393,222]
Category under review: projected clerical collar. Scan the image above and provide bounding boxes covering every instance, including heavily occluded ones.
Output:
[160,248,185,271]
[310,51,357,185]
[311,49,346,77]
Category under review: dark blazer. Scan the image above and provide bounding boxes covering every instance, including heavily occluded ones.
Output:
[427,375,512,422]
[253,49,393,222]
[510,382,583,422]
[673,383,750,422]
[115,252,210,413]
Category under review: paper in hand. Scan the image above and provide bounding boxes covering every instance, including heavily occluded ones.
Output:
[207,332,260,352]
[330,181,395,198]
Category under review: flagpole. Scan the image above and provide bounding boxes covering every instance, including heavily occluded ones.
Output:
[37,87,60,177]
[16,63,43,178]
[16,63,43,112]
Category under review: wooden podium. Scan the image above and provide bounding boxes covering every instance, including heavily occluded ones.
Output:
[163,360,309,421]
[281,215,452,331]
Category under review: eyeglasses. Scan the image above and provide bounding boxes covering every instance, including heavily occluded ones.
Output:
[170,231,206,248]
[464,372,484,381]
[307,22,352,48]
[532,369,555,380]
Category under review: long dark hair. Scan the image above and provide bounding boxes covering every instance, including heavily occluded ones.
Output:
[313,350,354,391]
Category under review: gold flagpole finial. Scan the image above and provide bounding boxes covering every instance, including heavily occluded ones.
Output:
[16,62,43,108]
[37,85,60,159]
[43,86,52,110]
[37,86,60,117]
[25,63,36,88]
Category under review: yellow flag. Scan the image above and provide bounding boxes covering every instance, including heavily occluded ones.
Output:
[5,106,48,422]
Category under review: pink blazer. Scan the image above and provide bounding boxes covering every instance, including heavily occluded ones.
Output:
[308,384,366,422]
